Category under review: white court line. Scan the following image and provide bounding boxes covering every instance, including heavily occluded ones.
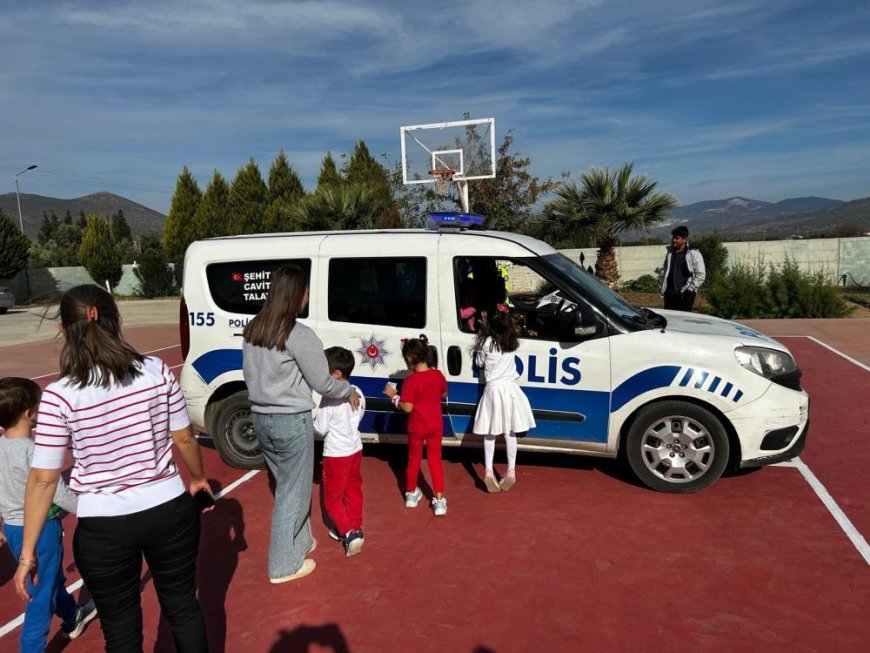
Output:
[28,345,181,380]
[775,335,870,372]
[794,457,870,565]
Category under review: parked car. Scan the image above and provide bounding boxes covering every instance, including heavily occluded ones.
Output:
[0,286,14,314]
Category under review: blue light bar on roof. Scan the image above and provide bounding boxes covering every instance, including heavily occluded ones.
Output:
[429,212,486,227]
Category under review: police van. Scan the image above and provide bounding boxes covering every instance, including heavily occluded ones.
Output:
[179,221,809,493]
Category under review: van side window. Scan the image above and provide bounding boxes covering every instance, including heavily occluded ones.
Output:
[205,259,311,316]
[328,258,426,328]
[454,256,589,341]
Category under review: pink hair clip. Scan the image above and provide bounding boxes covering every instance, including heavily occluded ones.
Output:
[86,306,100,322]
[496,303,509,313]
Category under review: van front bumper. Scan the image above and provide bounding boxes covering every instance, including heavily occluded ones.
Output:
[727,383,809,466]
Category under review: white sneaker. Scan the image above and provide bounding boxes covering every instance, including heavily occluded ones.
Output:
[270,559,316,584]
[61,599,98,640]
[404,487,423,508]
[432,497,447,516]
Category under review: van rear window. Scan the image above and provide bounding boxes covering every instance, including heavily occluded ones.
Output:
[328,257,426,328]
[205,259,311,315]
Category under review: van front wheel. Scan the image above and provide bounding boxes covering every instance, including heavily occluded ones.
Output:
[211,392,265,469]
[626,401,729,493]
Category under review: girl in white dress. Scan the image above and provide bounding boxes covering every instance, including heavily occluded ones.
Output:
[472,304,536,492]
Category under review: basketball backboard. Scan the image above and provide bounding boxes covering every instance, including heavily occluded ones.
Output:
[400,117,496,185]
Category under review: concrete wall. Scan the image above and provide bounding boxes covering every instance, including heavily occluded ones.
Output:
[561,236,870,287]
[2,264,174,303]
[3,237,868,304]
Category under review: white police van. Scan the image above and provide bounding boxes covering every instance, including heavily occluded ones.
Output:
[179,221,809,493]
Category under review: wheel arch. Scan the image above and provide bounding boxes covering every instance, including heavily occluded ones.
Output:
[617,394,743,469]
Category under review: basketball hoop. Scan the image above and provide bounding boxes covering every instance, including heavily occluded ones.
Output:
[429,167,455,196]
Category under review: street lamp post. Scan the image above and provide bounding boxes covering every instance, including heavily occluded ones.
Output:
[14,164,38,303]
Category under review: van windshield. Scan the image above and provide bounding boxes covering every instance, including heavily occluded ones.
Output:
[536,253,648,326]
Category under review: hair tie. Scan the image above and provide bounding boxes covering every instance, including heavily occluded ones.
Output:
[86,306,99,322]
[496,303,509,314]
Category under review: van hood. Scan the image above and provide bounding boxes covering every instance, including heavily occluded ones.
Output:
[654,310,786,349]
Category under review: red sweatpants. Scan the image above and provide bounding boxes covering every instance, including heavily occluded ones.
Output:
[322,451,363,536]
[406,431,444,494]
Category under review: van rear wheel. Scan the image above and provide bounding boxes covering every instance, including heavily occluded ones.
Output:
[211,391,264,469]
[626,401,728,493]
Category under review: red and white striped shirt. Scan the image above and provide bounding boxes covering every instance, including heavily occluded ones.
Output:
[32,356,190,517]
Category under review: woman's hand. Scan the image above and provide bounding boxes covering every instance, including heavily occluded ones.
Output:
[348,389,362,411]
[189,477,216,513]
[14,555,38,601]
[383,383,397,399]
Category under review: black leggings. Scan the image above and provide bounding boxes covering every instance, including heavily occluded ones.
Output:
[74,493,208,653]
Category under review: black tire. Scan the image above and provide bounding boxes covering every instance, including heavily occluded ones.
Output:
[0,308,7,314]
[210,391,264,469]
[625,400,729,493]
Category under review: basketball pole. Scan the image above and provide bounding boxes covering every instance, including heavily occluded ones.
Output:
[456,179,469,214]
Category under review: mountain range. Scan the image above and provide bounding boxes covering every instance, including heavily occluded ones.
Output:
[1,191,868,243]
[0,192,166,241]
[653,195,870,239]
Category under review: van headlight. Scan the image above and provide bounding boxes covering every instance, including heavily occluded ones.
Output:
[735,346,797,378]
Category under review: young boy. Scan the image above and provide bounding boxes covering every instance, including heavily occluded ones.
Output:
[0,377,97,650]
[314,347,367,557]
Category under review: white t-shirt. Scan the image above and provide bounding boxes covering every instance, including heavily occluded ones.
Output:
[313,384,365,457]
[475,338,520,385]
[32,356,190,518]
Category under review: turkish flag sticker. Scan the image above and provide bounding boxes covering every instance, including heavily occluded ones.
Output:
[231,272,243,283]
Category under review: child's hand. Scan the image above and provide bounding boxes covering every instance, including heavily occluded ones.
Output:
[0,531,6,548]
[383,382,397,398]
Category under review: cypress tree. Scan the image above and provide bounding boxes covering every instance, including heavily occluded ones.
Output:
[79,213,122,290]
[316,152,342,191]
[264,151,305,233]
[342,140,395,225]
[228,159,267,234]
[194,170,231,239]
[38,211,60,245]
[0,210,30,280]
[63,210,73,225]
[111,209,133,241]
[163,166,202,267]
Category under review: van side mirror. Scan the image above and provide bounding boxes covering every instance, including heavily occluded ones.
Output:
[573,305,601,337]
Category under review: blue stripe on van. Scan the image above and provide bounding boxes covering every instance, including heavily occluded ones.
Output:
[191,349,244,385]
[611,366,682,413]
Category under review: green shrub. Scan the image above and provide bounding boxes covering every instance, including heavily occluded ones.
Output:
[691,233,729,286]
[623,274,661,293]
[706,258,851,319]
[705,263,768,319]
[135,246,175,298]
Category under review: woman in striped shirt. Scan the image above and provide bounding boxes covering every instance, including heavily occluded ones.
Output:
[14,285,210,652]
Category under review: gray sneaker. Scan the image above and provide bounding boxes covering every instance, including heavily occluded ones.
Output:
[432,497,447,516]
[61,599,98,640]
[404,487,423,508]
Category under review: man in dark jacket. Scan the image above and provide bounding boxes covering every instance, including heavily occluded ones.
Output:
[660,225,706,311]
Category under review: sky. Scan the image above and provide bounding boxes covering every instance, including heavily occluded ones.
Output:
[2,0,869,214]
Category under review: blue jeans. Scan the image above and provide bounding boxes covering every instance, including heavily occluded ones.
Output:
[253,411,315,578]
[4,519,77,653]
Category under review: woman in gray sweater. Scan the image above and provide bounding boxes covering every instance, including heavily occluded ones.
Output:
[242,264,360,584]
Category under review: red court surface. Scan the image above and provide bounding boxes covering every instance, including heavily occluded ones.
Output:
[1,325,868,652]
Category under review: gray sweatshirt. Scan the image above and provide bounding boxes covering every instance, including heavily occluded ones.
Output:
[0,436,78,526]
[242,322,352,414]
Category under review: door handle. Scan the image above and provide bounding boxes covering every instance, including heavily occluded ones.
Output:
[447,346,462,376]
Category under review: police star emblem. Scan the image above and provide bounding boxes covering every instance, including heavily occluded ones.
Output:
[357,334,390,370]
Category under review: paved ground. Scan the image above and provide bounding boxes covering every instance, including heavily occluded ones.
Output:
[1,308,868,652]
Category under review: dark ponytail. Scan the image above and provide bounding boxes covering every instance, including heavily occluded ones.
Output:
[59,285,144,389]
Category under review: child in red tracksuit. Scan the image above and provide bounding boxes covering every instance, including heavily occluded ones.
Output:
[384,338,448,516]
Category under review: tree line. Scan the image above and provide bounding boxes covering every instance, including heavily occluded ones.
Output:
[1,125,682,294]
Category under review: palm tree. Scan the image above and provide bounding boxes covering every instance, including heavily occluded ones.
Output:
[292,185,394,232]
[542,162,676,286]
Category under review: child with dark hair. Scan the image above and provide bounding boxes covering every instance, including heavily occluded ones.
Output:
[384,338,449,516]
[0,377,97,650]
[314,347,367,557]
[472,304,536,493]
